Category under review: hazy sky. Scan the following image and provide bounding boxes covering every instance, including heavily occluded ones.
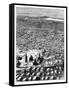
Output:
[16,6,64,19]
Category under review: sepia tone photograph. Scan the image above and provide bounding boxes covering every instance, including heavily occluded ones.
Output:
[13,4,67,85]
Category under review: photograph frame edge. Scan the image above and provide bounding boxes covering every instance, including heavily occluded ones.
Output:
[9,3,68,86]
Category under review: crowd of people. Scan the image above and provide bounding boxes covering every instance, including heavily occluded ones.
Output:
[16,64,64,81]
[16,53,44,67]
[16,49,64,68]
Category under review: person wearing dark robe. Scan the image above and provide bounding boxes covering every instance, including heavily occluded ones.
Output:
[37,53,41,64]
[16,55,22,60]
[33,58,38,66]
[29,55,33,62]
[25,54,27,62]
[38,56,44,64]
[16,55,22,67]
[16,61,21,67]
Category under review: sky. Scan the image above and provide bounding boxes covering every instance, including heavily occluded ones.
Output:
[16,6,64,19]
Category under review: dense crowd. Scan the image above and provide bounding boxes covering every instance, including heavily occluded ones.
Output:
[16,48,64,81]
[16,15,64,82]
[16,64,64,81]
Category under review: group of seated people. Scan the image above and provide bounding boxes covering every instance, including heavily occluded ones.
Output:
[29,54,44,65]
[16,53,44,67]
[16,49,64,67]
